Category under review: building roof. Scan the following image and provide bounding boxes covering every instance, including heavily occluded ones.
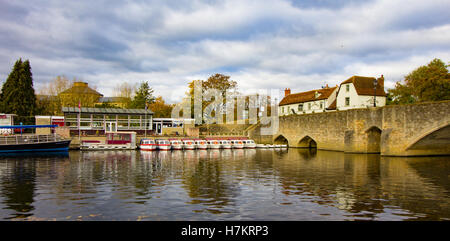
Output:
[326,99,337,110]
[340,76,386,96]
[98,97,128,103]
[279,87,337,106]
[59,82,103,97]
[62,107,153,115]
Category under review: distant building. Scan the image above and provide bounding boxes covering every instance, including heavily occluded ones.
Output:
[279,86,338,116]
[279,75,386,115]
[59,82,103,107]
[96,97,129,108]
[61,107,153,136]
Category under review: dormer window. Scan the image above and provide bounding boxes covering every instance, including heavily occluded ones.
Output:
[346,84,350,92]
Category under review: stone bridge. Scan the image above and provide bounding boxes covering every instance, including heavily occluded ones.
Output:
[270,100,450,156]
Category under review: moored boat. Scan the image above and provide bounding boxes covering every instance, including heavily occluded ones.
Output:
[219,140,232,149]
[139,138,156,151]
[243,139,256,148]
[194,139,208,149]
[256,144,266,148]
[182,139,196,150]
[169,139,183,150]
[207,139,221,149]
[230,140,244,149]
[81,131,137,150]
[156,139,171,151]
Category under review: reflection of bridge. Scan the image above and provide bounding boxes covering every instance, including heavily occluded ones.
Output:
[271,101,450,156]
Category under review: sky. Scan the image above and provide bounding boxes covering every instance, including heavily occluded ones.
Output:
[0,0,449,103]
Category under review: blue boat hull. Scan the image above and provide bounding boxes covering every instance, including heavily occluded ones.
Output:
[0,140,71,153]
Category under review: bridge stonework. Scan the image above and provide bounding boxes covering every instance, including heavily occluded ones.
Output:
[272,101,450,156]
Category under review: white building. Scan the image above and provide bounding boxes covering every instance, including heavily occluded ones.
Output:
[278,75,386,116]
[335,75,386,110]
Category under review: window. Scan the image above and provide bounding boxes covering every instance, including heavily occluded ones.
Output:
[345,97,350,106]
[298,104,303,111]
[346,84,350,92]
[320,102,323,109]
[308,103,311,110]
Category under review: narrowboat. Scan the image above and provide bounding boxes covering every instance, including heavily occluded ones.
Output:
[156,139,171,151]
[81,131,137,150]
[0,125,71,153]
[169,139,183,150]
[182,139,196,150]
[139,139,157,151]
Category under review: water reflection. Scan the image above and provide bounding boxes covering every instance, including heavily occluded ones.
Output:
[0,149,448,220]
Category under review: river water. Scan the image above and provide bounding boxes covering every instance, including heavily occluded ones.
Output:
[0,149,448,221]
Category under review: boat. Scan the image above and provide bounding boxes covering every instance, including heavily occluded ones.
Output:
[156,139,171,151]
[243,139,256,148]
[81,131,137,150]
[169,139,183,150]
[219,140,232,149]
[281,144,288,148]
[256,144,266,148]
[207,139,221,149]
[0,125,71,153]
[182,139,196,150]
[194,139,208,149]
[139,139,156,151]
[230,139,244,149]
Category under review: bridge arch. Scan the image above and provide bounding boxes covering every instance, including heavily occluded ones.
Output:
[406,122,450,151]
[274,134,289,145]
[298,136,317,149]
[366,126,382,153]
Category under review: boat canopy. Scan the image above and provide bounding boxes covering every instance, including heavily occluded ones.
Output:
[0,125,58,129]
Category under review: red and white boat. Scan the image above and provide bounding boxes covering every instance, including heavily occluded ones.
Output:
[243,139,257,148]
[156,139,171,151]
[169,139,183,150]
[139,138,157,151]
[230,139,244,149]
[219,140,232,149]
[195,139,208,149]
[182,139,196,150]
[206,139,221,149]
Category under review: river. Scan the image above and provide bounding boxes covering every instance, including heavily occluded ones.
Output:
[0,149,448,220]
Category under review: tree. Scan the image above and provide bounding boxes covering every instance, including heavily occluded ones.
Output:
[149,96,174,118]
[0,58,38,124]
[387,58,450,104]
[184,74,238,121]
[113,82,135,109]
[36,75,74,115]
[130,81,155,109]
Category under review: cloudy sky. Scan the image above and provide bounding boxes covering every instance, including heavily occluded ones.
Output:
[1,0,449,102]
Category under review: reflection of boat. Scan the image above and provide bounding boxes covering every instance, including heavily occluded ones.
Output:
[139,138,156,151]
[81,132,136,150]
[0,125,71,153]
[182,139,196,150]
[194,139,208,149]
[169,139,183,150]
[156,139,171,151]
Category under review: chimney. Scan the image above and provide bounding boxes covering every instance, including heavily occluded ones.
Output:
[284,88,291,97]
[378,75,384,89]
[326,84,329,88]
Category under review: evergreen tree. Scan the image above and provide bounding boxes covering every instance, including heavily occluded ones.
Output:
[130,81,155,109]
[0,58,38,124]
